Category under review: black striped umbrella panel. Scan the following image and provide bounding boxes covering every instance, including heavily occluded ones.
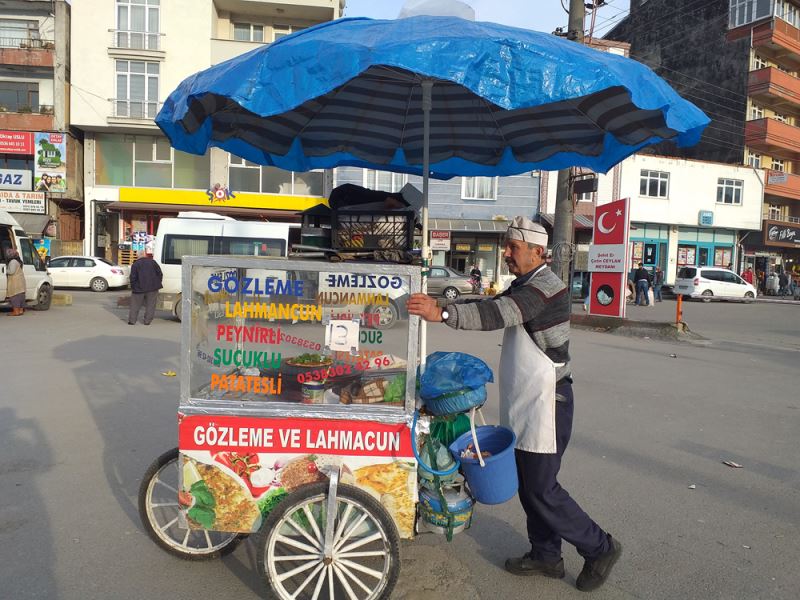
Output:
[180,66,677,167]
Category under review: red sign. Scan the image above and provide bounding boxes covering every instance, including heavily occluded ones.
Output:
[0,131,33,155]
[179,415,415,458]
[430,230,450,239]
[588,198,631,318]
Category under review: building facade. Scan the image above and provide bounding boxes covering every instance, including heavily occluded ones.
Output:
[71,0,343,261]
[540,154,764,285]
[0,0,81,258]
[607,0,800,281]
[334,167,540,284]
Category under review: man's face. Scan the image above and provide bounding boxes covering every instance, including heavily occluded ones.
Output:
[503,237,544,276]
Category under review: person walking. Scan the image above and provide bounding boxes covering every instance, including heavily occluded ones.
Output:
[778,270,789,296]
[5,247,26,316]
[408,216,622,592]
[633,263,651,306]
[128,244,163,325]
[653,266,664,302]
[742,267,754,286]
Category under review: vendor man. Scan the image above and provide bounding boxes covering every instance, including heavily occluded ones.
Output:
[408,216,621,592]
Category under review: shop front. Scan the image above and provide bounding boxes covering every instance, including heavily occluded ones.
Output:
[629,223,669,272]
[675,226,736,269]
[745,220,800,285]
[428,218,510,284]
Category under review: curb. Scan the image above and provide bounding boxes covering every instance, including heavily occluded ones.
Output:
[571,313,701,341]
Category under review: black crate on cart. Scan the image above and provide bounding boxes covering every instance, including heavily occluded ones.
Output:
[331,209,415,251]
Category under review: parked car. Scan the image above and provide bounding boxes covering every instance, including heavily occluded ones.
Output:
[674,267,757,303]
[427,266,476,299]
[47,256,129,292]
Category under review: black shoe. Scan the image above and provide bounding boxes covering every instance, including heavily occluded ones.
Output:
[576,535,622,592]
[505,553,565,578]
[128,321,135,325]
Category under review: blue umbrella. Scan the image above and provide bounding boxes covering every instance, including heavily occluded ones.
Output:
[157,15,708,179]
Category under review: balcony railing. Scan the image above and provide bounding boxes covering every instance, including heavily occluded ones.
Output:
[745,117,800,158]
[0,37,54,50]
[762,210,800,224]
[109,30,164,52]
[112,99,160,120]
[748,66,800,110]
[0,104,53,115]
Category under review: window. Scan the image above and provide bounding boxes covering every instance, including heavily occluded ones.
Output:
[747,151,762,168]
[677,267,697,279]
[95,133,209,189]
[162,235,213,265]
[639,170,669,198]
[771,158,785,171]
[228,154,323,195]
[575,190,594,202]
[364,169,408,193]
[749,103,764,120]
[48,257,69,268]
[115,60,159,119]
[272,24,292,41]
[768,204,783,219]
[730,0,773,28]
[752,53,769,70]
[116,0,160,50]
[233,22,264,42]
[776,0,800,27]
[0,19,40,47]
[462,177,497,200]
[0,81,39,113]
[774,112,789,123]
[430,267,449,278]
[218,237,285,257]
[716,178,743,205]
[162,234,285,265]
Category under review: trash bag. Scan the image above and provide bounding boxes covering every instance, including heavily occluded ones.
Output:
[430,413,472,447]
[419,352,494,416]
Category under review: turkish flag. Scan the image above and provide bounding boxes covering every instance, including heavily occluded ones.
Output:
[593,198,628,245]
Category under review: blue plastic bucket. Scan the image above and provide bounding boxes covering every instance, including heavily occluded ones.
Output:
[449,426,518,505]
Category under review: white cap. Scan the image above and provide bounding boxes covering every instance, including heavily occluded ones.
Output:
[506,216,548,247]
[145,242,155,255]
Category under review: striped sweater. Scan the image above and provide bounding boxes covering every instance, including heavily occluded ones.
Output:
[440,265,572,381]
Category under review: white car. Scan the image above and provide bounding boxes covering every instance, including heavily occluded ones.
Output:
[47,256,129,292]
[674,267,757,303]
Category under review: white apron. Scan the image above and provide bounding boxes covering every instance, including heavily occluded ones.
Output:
[499,324,558,454]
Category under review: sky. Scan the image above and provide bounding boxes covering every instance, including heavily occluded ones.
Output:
[342,0,631,37]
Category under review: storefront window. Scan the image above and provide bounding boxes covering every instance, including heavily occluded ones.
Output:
[174,151,210,189]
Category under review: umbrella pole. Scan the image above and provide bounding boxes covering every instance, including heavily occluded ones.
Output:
[419,79,433,373]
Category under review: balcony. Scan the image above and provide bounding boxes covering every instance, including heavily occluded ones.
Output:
[764,169,800,202]
[213,0,341,20]
[0,37,54,68]
[0,106,54,130]
[751,19,800,70]
[748,67,800,113]
[745,117,800,160]
[108,99,161,127]
[108,29,165,59]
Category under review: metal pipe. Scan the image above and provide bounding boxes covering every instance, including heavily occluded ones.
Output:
[420,79,433,371]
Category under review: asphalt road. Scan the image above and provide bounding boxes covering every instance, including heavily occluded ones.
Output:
[1,290,798,599]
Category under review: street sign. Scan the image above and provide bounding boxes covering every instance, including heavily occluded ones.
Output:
[430,230,451,251]
[588,198,631,318]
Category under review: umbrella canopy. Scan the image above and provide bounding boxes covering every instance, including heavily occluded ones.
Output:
[156,16,709,179]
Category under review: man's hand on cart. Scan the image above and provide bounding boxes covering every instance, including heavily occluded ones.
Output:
[408,293,442,322]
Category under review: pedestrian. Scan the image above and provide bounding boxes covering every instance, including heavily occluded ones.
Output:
[778,271,789,296]
[128,244,163,325]
[407,216,622,592]
[742,267,754,286]
[633,262,651,305]
[470,263,483,293]
[5,247,26,316]
[653,266,664,302]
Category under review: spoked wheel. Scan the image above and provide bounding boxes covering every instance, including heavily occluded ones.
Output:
[138,448,242,560]
[257,482,400,600]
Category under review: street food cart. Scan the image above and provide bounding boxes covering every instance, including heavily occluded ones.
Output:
[139,256,422,599]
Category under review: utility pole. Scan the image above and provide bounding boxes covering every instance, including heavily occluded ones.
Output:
[550,0,585,284]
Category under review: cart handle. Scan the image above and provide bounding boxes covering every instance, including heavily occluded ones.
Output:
[411,410,461,476]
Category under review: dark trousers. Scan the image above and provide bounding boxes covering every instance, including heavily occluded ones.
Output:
[515,383,610,562]
[129,291,158,324]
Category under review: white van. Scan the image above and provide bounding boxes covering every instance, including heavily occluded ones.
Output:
[674,266,757,303]
[153,212,292,319]
[0,210,53,310]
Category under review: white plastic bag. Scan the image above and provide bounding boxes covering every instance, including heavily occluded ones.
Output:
[648,289,655,307]
[398,0,476,20]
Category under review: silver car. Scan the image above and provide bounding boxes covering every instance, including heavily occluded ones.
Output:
[427,266,476,299]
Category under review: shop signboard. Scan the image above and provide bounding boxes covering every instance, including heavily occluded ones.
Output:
[454,243,471,252]
[698,210,713,227]
[588,198,630,318]
[477,244,494,252]
[34,132,67,193]
[0,130,33,154]
[180,257,421,539]
[430,230,450,251]
[764,220,800,247]
[0,169,32,191]
[0,190,45,213]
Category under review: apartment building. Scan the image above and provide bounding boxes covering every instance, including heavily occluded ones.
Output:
[0,0,81,257]
[539,154,764,285]
[70,0,343,261]
[607,0,800,279]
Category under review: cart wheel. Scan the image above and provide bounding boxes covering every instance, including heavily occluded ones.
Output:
[257,482,400,600]
[138,448,242,560]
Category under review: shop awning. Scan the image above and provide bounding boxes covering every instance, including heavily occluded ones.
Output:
[539,213,594,230]
[428,218,510,232]
[105,202,305,221]
[11,213,51,236]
